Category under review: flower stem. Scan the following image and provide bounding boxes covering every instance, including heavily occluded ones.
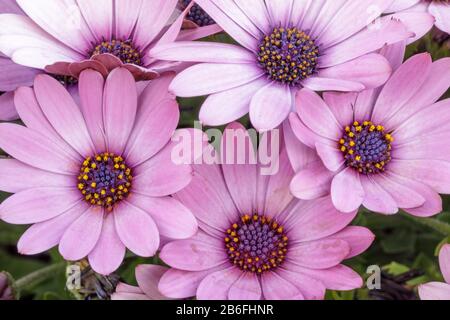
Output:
[401,212,450,236]
[14,262,66,296]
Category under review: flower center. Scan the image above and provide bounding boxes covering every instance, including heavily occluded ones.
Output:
[257,27,319,86]
[339,121,394,175]
[77,152,133,211]
[180,0,215,26]
[89,39,143,66]
[225,214,288,274]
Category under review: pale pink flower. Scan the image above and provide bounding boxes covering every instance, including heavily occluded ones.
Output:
[150,0,430,131]
[385,0,450,37]
[0,68,197,275]
[156,123,374,300]
[288,43,450,215]
[112,265,170,300]
[419,244,450,300]
[0,0,220,82]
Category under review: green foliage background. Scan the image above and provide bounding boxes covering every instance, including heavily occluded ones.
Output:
[1,31,450,300]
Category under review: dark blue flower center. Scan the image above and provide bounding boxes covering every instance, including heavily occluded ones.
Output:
[225,214,288,274]
[90,39,143,66]
[180,0,215,26]
[257,27,319,86]
[340,121,394,175]
[77,152,133,211]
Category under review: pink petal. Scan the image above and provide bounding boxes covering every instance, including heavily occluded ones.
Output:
[128,194,197,240]
[78,69,106,152]
[0,56,40,92]
[0,159,73,193]
[135,264,169,300]
[322,92,357,128]
[429,2,450,34]
[400,179,442,218]
[0,124,80,175]
[133,0,178,49]
[316,141,345,172]
[286,262,363,291]
[276,268,326,300]
[319,53,391,89]
[34,74,95,157]
[77,0,113,43]
[195,0,258,50]
[13,86,61,140]
[160,236,226,271]
[170,63,264,97]
[374,173,426,209]
[386,11,435,44]
[159,268,217,299]
[114,0,142,40]
[103,68,138,154]
[331,168,365,212]
[0,188,82,224]
[221,122,257,214]
[419,282,450,300]
[234,0,271,34]
[196,267,241,300]
[439,245,450,284]
[150,41,255,64]
[360,175,398,215]
[16,0,94,52]
[289,239,350,269]
[17,201,88,255]
[388,159,450,194]
[261,272,304,300]
[175,163,238,236]
[320,16,413,67]
[302,76,365,92]
[0,14,83,67]
[287,196,357,242]
[283,120,319,172]
[59,206,104,261]
[393,99,450,143]
[200,78,266,126]
[0,91,19,121]
[371,53,432,128]
[290,161,334,200]
[296,88,341,141]
[114,201,160,257]
[88,213,126,275]
[249,82,292,132]
[262,148,295,219]
[329,226,375,258]
[125,98,179,167]
[317,0,396,47]
[133,142,192,197]
[353,88,379,123]
[228,272,262,300]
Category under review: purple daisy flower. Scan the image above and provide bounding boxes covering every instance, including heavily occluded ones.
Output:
[155,123,374,300]
[0,68,197,275]
[0,0,221,83]
[150,0,428,131]
[288,42,450,215]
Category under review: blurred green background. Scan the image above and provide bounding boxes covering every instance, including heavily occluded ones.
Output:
[1,30,450,300]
